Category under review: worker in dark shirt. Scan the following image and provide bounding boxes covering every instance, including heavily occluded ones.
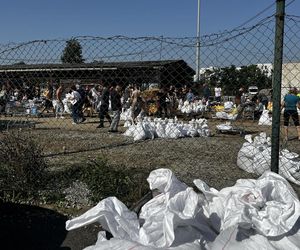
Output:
[97,83,112,128]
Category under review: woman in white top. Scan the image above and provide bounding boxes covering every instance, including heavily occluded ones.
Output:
[214,84,222,102]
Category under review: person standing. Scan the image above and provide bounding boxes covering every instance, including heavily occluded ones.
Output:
[185,88,195,103]
[0,85,8,114]
[69,85,81,124]
[203,83,211,103]
[76,84,86,123]
[258,92,269,109]
[109,84,122,132]
[282,87,300,141]
[130,84,142,123]
[40,82,55,115]
[254,98,264,120]
[214,84,222,102]
[55,83,65,118]
[167,86,177,118]
[157,87,168,118]
[97,83,112,128]
[89,84,100,113]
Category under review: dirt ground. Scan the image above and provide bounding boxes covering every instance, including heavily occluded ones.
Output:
[1,114,299,250]
[1,114,298,194]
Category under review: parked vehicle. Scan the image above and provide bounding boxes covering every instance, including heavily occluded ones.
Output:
[248,86,259,95]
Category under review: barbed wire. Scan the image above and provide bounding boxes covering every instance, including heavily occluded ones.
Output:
[0,15,299,55]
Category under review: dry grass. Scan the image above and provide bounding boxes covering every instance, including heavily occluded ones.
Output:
[1,114,299,196]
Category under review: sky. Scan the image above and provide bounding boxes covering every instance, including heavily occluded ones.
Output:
[0,0,299,44]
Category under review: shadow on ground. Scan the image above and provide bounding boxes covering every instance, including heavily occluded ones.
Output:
[0,202,98,250]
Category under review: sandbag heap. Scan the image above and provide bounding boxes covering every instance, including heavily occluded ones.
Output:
[178,100,207,114]
[123,117,211,141]
[66,168,300,250]
[237,132,300,185]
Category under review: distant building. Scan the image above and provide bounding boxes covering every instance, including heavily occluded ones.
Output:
[0,60,195,89]
[282,62,300,97]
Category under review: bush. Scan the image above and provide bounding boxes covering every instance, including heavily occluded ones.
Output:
[80,158,151,207]
[0,131,48,197]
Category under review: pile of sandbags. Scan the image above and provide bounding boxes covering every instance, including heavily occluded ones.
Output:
[178,100,207,114]
[215,111,238,120]
[66,168,300,250]
[237,133,300,185]
[124,117,211,141]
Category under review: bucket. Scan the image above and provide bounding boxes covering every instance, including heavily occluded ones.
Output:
[31,106,37,115]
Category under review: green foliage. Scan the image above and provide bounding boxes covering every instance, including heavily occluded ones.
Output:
[199,64,272,95]
[80,158,150,206]
[61,38,84,64]
[0,131,48,195]
[0,137,150,208]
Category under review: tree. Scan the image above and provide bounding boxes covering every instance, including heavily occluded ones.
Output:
[200,64,272,96]
[61,38,84,64]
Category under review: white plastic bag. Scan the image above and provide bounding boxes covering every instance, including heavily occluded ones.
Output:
[258,109,272,126]
[66,169,300,250]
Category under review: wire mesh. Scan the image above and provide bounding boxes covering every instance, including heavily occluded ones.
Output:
[0,14,300,199]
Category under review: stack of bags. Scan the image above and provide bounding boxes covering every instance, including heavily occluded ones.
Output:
[237,133,300,185]
[123,117,211,141]
[66,168,300,250]
[178,100,207,114]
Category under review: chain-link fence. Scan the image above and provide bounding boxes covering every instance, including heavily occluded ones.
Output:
[0,12,300,203]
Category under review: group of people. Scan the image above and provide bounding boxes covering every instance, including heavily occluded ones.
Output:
[1,80,299,140]
[0,83,40,114]
[234,87,270,120]
[67,83,122,132]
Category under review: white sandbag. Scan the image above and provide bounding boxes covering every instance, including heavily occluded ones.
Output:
[258,109,272,125]
[253,132,270,145]
[208,225,276,250]
[279,149,300,185]
[120,108,132,121]
[209,216,300,250]
[216,122,233,131]
[139,187,216,248]
[143,120,156,140]
[67,168,300,250]
[200,122,211,137]
[181,101,192,114]
[194,171,300,238]
[85,237,201,250]
[155,121,166,138]
[224,101,234,110]
[177,123,188,137]
[133,122,147,141]
[123,124,136,137]
[252,146,271,175]
[215,111,228,119]
[227,113,238,120]
[146,168,188,195]
[165,122,182,139]
[186,124,198,137]
[123,120,131,128]
[66,197,140,241]
[237,142,260,173]
[237,134,300,185]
